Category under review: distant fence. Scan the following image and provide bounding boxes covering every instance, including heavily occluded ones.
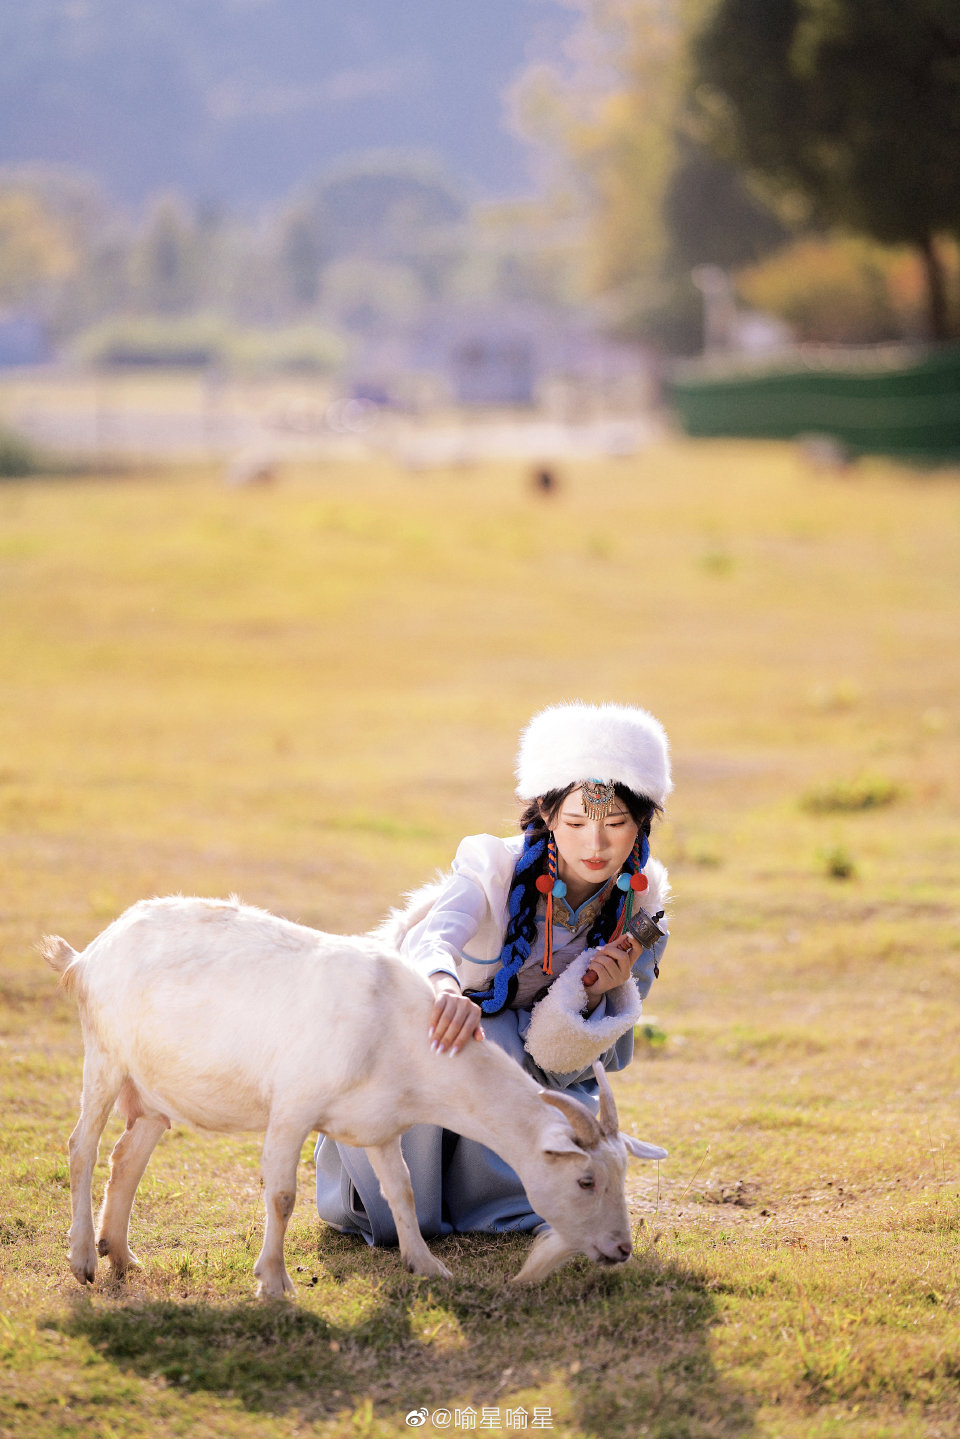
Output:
[669,343,960,460]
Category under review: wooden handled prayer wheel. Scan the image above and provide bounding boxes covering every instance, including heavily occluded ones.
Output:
[583,908,665,986]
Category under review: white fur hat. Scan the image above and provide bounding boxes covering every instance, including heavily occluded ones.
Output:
[515,701,672,809]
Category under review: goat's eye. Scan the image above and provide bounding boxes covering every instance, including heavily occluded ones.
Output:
[578,1176,595,1190]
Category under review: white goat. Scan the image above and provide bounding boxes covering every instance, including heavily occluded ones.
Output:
[42,896,666,1297]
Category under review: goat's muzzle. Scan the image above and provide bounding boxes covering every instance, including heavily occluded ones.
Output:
[592,1239,633,1266]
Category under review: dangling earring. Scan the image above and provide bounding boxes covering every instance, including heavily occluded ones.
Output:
[535,833,567,975]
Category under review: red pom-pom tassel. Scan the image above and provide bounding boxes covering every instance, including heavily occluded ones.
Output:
[535,874,554,894]
[631,872,649,891]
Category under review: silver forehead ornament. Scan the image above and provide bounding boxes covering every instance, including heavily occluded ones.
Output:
[580,778,618,820]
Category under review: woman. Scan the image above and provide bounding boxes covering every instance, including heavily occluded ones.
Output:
[315,700,671,1244]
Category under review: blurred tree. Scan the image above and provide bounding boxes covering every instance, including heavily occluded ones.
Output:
[296,154,465,260]
[0,186,76,303]
[664,141,788,272]
[509,0,786,351]
[447,198,585,309]
[128,194,200,314]
[0,142,605,354]
[0,167,133,336]
[735,234,933,343]
[512,2,680,298]
[274,153,470,322]
[277,203,326,309]
[57,235,130,334]
[0,165,108,253]
[692,0,960,339]
[319,256,426,332]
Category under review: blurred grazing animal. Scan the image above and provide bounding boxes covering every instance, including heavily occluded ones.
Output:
[42,897,666,1297]
[223,451,277,488]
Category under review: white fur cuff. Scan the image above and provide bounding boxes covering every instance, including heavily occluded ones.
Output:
[524,950,642,1075]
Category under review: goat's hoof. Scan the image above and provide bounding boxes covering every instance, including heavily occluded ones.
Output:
[254,1268,295,1299]
[95,1233,142,1276]
[404,1255,452,1280]
[109,1251,142,1278]
[255,1281,292,1300]
[70,1253,98,1285]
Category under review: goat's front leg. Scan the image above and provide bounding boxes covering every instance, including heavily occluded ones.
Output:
[68,1045,124,1285]
[365,1139,452,1279]
[254,1119,311,1298]
[97,1116,167,1275]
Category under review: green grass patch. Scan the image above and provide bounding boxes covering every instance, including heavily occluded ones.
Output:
[801,774,902,814]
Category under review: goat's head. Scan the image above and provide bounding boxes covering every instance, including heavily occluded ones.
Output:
[512,1062,666,1284]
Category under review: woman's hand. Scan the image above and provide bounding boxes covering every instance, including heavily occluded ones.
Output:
[428,973,484,1056]
[582,935,640,1013]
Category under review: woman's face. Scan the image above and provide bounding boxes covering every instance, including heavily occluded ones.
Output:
[547,787,639,903]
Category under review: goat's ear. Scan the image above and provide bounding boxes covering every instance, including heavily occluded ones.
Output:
[622,1133,667,1162]
[540,1117,589,1159]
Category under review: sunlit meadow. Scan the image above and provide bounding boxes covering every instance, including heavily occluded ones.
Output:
[1,432,959,1438]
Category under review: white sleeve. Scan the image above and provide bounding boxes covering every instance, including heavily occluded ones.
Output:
[402,874,487,984]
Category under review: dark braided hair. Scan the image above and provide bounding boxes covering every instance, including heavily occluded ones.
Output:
[469,783,659,1015]
[471,826,545,1014]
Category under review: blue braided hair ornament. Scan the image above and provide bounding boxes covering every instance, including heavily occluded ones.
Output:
[472,827,650,1016]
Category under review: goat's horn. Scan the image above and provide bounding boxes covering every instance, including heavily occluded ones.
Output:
[540,1089,603,1148]
[592,1060,619,1136]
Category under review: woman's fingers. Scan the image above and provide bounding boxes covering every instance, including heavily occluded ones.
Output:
[428,993,455,1045]
[429,993,483,1054]
[447,1009,484,1056]
[588,942,636,993]
[588,956,616,989]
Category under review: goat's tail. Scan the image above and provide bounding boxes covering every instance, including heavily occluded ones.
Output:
[39,935,80,993]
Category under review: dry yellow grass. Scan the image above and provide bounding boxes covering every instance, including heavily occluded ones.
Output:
[1,435,959,1438]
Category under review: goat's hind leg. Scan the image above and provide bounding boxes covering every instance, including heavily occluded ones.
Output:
[97,1115,167,1276]
[67,1039,125,1285]
[365,1138,452,1279]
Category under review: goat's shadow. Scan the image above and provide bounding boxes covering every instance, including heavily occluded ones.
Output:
[54,1232,758,1436]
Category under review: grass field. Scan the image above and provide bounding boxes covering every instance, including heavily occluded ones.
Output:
[1,435,958,1439]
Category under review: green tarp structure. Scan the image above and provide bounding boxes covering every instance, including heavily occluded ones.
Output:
[670,343,960,460]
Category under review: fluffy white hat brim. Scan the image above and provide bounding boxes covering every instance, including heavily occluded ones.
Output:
[515,702,672,808]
